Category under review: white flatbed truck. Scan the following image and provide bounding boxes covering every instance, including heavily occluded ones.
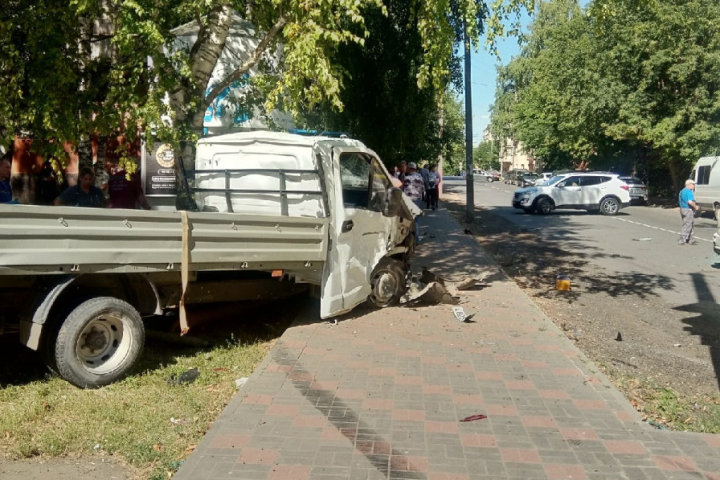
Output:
[0,132,419,387]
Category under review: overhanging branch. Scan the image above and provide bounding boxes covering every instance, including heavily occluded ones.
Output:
[203,12,289,108]
[189,7,207,60]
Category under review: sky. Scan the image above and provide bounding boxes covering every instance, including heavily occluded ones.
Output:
[466,12,533,146]
[468,1,590,145]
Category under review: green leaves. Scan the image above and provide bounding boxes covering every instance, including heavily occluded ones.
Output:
[490,0,720,182]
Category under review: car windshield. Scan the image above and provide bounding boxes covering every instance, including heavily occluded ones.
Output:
[546,176,565,185]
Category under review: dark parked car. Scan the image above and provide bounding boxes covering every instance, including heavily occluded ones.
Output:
[519,173,540,187]
[504,169,529,185]
[619,176,648,205]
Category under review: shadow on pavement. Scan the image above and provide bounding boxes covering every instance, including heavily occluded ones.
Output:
[441,189,675,302]
[678,273,720,391]
[0,296,305,389]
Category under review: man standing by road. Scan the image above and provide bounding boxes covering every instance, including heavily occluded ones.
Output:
[678,178,699,245]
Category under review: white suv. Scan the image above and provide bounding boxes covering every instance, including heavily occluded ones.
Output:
[512,172,632,215]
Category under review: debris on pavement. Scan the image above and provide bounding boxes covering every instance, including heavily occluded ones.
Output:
[170,417,188,425]
[167,368,200,386]
[420,267,445,286]
[235,377,248,388]
[674,343,682,347]
[556,275,571,291]
[402,280,459,305]
[405,268,490,306]
[455,274,490,291]
[616,332,623,342]
[460,414,487,422]
[453,306,468,322]
[633,237,653,242]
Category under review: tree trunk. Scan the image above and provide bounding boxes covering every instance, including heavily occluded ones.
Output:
[667,156,683,194]
[169,2,233,127]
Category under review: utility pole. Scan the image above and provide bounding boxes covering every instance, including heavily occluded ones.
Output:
[464,20,474,223]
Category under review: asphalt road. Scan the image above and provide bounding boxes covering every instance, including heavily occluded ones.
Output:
[443,177,720,311]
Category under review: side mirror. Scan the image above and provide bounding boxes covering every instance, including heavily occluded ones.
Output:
[384,187,405,217]
[556,183,565,188]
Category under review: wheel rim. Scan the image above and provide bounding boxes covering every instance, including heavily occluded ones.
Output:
[372,271,398,305]
[602,199,618,214]
[75,311,133,375]
[540,200,551,213]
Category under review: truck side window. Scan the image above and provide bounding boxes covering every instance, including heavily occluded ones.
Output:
[340,153,371,208]
[369,160,391,212]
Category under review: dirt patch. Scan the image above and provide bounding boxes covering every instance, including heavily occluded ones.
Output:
[0,457,131,480]
[442,193,720,425]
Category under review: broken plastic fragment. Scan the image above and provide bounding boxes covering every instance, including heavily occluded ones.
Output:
[453,306,468,322]
[460,414,487,422]
[167,368,200,386]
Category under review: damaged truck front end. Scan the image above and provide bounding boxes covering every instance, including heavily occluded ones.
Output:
[317,142,421,318]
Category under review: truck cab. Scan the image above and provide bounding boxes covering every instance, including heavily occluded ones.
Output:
[191,131,421,318]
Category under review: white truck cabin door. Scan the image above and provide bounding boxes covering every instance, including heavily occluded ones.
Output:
[319,146,396,318]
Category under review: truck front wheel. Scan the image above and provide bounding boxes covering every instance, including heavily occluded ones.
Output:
[366,259,407,308]
[51,297,145,388]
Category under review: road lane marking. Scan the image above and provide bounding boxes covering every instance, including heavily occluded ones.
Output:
[611,216,711,242]
[476,181,714,243]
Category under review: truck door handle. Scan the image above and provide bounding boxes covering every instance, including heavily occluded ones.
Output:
[341,220,354,233]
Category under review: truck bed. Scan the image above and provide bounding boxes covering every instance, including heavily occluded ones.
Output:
[0,205,329,277]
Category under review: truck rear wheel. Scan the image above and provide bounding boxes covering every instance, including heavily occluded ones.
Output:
[51,297,144,388]
[366,258,407,308]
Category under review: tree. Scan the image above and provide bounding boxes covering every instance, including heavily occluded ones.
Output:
[3,0,535,205]
[440,92,466,175]
[473,141,499,170]
[489,0,720,192]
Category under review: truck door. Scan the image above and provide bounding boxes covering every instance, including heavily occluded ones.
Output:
[320,146,398,318]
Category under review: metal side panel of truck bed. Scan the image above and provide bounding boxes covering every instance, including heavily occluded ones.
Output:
[0,205,329,275]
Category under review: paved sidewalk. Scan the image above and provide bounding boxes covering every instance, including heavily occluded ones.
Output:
[175,207,720,480]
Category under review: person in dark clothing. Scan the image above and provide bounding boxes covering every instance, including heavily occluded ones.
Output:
[425,164,440,210]
[0,155,13,203]
[53,166,106,208]
[107,161,151,210]
[36,160,61,206]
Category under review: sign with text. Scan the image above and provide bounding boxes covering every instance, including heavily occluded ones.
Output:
[142,142,177,197]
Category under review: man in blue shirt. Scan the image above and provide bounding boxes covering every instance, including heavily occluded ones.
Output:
[678,178,699,245]
[0,156,13,203]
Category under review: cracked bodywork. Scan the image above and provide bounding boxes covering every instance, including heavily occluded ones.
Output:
[318,142,421,318]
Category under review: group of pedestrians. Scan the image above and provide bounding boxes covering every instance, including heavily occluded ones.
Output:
[394,161,441,211]
[0,153,150,210]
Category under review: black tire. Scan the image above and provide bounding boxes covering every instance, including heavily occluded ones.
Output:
[536,197,554,215]
[365,258,407,309]
[50,297,144,388]
[599,197,620,215]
